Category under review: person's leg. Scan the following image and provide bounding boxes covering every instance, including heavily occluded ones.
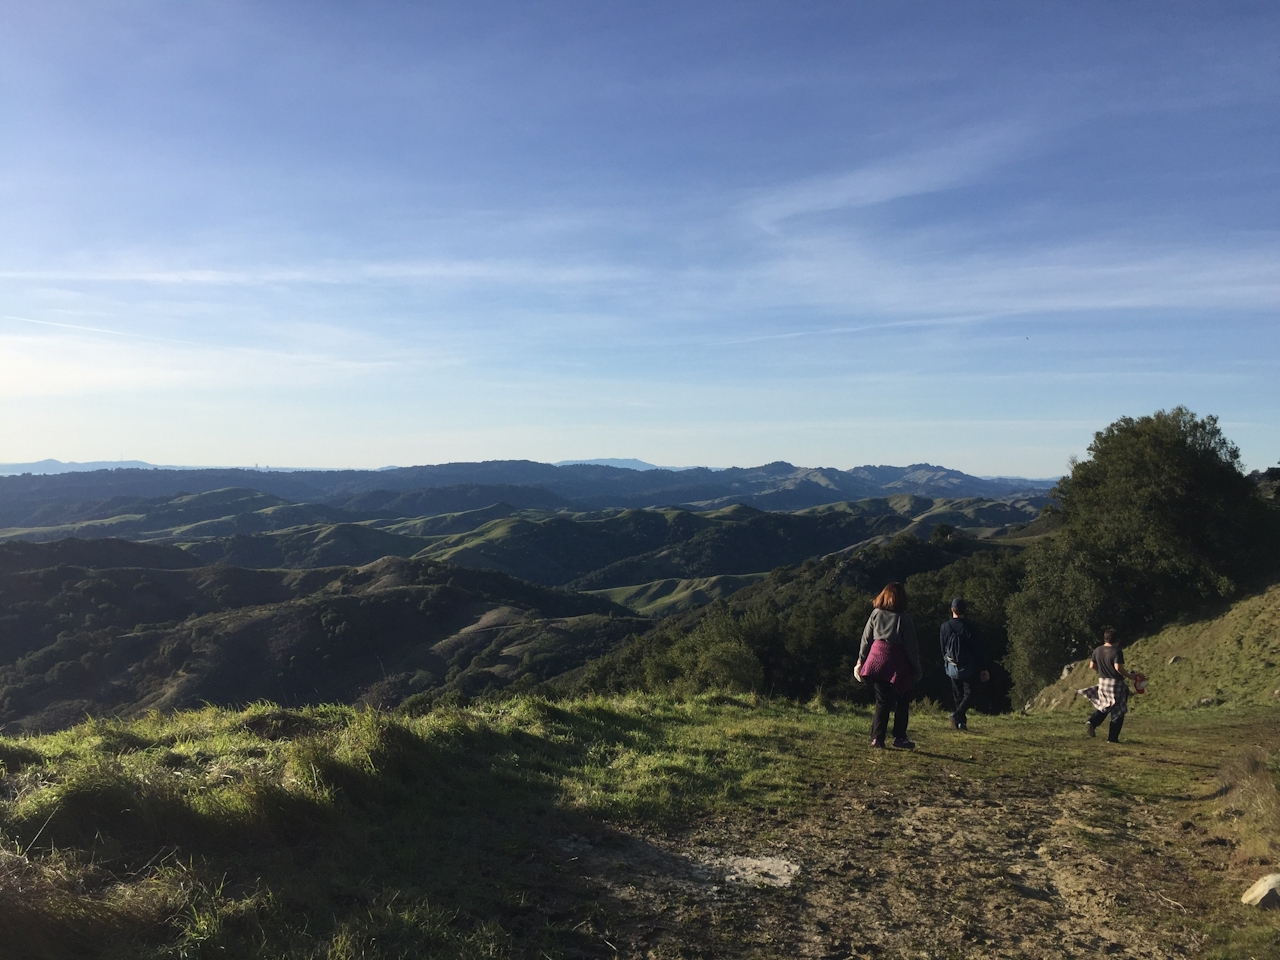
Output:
[1107,710,1125,743]
[892,691,911,742]
[1085,708,1107,736]
[871,681,891,744]
[949,678,964,728]
[954,680,974,726]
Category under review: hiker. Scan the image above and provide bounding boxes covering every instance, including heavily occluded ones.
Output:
[855,581,923,750]
[939,597,990,731]
[1078,627,1136,743]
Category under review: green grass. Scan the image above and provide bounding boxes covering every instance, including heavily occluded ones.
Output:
[2,696,1279,958]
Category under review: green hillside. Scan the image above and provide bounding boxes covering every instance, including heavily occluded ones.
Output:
[567,507,909,590]
[418,508,718,586]
[326,482,569,516]
[373,501,525,536]
[180,522,432,568]
[587,573,768,616]
[0,489,357,543]
[0,542,639,733]
[1027,579,1280,713]
[1,491,1047,586]
[0,538,200,573]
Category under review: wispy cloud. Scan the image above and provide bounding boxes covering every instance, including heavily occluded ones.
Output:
[747,124,1032,230]
[0,326,412,399]
[744,232,1280,319]
[0,258,640,288]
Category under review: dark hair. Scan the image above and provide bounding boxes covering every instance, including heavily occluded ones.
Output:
[1102,627,1116,644]
[873,582,907,613]
[951,597,967,615]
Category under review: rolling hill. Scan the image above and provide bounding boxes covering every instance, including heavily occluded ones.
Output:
[0,459,1055,532]
[0,489,1047,599]
[0,540,641,733]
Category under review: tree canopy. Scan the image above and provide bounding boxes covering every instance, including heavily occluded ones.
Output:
[1005,407,1277,705]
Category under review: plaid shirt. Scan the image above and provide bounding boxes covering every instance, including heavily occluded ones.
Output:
[1079,676,1128,717]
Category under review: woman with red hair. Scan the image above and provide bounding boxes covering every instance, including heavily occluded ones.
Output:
[855,581,923,749]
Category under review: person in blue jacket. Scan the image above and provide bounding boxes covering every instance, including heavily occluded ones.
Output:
[939,598,989,730]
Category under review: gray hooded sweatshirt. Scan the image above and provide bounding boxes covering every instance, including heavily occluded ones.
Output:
[857,608,923,682]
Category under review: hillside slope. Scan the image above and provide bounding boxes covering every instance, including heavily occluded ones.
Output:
[0,542,640,733]
[587,573,768,617]
[1026,579,1280,713]
[180,522,432,568]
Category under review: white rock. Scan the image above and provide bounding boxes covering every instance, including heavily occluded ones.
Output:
[722,855,800,887]
[1241,873,1280,908]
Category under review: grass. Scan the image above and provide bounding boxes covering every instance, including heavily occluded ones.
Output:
[1,696,1278,959]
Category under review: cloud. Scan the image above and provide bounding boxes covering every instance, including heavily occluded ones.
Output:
[746,125,1031,230]
[746,231,1280,319]
[0,327,405,399]
[0,258,639,288]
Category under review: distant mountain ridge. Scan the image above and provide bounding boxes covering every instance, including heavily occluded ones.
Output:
[0,459,1056,527]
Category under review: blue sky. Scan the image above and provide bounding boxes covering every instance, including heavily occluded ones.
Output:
[1,2,1277,476]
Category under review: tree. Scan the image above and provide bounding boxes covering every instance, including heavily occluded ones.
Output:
[1005,407,1276,705]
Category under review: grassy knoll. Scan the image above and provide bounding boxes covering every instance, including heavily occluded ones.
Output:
[2,696,1278,959]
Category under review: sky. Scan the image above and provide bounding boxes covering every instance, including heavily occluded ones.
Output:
[1,2,1277,477]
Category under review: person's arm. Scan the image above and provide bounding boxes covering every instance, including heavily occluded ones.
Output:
[856,614,874,666]
[1114,651,1134,681]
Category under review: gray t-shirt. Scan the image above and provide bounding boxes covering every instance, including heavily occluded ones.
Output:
[1092,644,1125,680]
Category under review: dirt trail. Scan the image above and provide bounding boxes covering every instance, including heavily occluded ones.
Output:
[547,757,1218,958]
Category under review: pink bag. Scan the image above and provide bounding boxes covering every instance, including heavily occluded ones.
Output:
[860,639,912,691]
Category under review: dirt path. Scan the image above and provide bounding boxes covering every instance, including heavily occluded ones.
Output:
[544,755,1221,958]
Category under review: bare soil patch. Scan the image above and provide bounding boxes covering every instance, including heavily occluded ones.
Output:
[540,745,1248,958]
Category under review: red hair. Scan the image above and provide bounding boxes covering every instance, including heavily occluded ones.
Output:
[873,582,907,613]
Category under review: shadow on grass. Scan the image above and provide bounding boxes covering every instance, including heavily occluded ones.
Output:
[0,699,729,959]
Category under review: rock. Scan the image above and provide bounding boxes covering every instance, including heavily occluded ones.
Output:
[721,855,800,887]
[1241,873,1280,908]
[1168,655,1182,665]
[1060,664,1075,679]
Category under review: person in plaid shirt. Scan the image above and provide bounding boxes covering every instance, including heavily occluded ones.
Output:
[1078,627,1137,743]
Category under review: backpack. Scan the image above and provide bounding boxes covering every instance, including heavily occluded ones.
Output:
[942,621,978,681]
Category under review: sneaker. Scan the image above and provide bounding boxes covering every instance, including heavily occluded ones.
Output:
[957,722,968,732]
[948,714,960,730]
[892,737,916,750]
[1085,721,1096,738]
[870,738,885,749]
[1106,738,1121,744]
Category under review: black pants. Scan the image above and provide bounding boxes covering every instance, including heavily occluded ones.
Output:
[950,677,975,721]
[872,680,910,742]
[1087,709,1125,742]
